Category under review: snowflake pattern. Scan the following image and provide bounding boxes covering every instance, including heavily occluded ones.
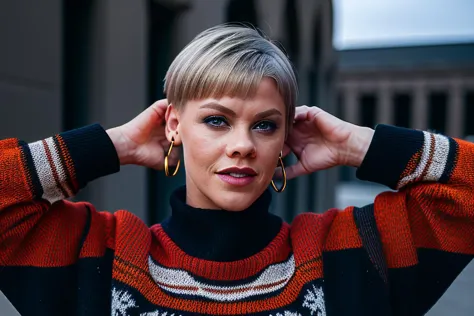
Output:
[302,284,326,316]
[140,311,181,316]
[112,288,137,316]
[111,284,325,316]
[269,311,302,316]
[111,287,183,316]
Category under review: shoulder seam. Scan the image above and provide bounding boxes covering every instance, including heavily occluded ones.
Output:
[353,204,389,285]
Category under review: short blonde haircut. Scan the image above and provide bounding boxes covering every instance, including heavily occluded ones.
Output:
[164,24,298,136]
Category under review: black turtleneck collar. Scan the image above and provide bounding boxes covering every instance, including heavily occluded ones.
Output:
[160,186,283,262]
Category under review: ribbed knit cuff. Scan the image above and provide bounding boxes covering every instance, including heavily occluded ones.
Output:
[356,124,424,189]
[60,124,120,189]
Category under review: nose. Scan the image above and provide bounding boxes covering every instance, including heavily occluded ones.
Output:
[225,127,256,158]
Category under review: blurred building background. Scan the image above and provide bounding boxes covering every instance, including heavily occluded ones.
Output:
[335,42,474,209]
[0,0,336,224]
[332,1,474,314]
[337,43,474,139]
[0,0,473,315]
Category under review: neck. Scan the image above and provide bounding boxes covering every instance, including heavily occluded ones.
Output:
[161,186,282,262]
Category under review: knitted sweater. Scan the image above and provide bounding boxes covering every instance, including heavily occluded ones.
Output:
[0,124,473,316]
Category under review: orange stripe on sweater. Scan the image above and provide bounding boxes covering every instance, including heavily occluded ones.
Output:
[149,223,292,281]
[3,201,89,266]
[55,135,78,192]
[374,191,419,269]
[407,139,474,255]
[0,138,20,150]
[400,151,422,180]
[0,147,33,210]
[324,207,363,251]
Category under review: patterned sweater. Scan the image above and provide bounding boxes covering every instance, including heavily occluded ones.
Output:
[0,124,473,316]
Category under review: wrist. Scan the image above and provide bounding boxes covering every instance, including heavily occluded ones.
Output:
[106,127,134,165]
[343,125,374,168]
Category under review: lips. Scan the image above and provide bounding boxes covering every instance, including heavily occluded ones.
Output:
[216,167,257,187]
[216,167,257,177]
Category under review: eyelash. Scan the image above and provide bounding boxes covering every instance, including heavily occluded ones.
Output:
[203,116,277,132]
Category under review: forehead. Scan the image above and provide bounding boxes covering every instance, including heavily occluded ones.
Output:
[193,78,285,112]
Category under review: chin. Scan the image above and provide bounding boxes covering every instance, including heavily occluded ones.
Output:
[213,190,259,211]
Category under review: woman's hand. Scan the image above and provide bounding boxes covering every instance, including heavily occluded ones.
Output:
[106,99,180,170]
[283,106,374,179]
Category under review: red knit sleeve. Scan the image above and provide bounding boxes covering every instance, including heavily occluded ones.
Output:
[355,126,474,265]
[0,125,120,267]
[356,125,474,313]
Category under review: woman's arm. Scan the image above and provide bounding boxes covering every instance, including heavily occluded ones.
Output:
[356,125,474,314]
[0,99,173,267]
[285,107,474,314]
[0,124,120,266]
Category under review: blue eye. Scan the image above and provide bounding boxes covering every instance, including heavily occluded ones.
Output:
[204,116,228,127]
[254,121,277,131]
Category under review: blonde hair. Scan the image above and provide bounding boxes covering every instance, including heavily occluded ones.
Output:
[164,24,298,135]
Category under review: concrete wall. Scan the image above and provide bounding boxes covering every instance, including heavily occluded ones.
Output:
[78,0,149,219]
[0,0,62,141]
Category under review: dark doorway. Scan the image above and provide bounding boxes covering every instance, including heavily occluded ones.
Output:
[359,94,377,128]
[226,0,259,27]
[428,92,447,134]
[464,91,474,137]
[62,0,94,130]
[393,93,412,128]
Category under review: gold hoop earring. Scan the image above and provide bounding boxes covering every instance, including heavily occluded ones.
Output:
[164,138,181,177]
[271,152,286,193]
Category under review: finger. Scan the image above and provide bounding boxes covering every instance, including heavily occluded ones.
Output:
[293,105,325,122]
[284,162,309,180]
[151,99,169,115]
[293,106,309,121]
[295,105,324,114]
[294,106,315,122]
[142,99,169,117]
[130,100,168,129]
[282,143,292,158]
[293,112,308,122]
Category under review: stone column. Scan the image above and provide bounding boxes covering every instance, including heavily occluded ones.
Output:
[447,79,463,138]
[343,83,359,125]
[377,82,393,125]
[412,82,428,130]
[0,0,62,141]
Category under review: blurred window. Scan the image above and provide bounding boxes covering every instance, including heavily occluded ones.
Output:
[464,91,474,137]
[337,92,344,119]
[393,93,412,128]
[359,93,377,128]
[428,91,447,134]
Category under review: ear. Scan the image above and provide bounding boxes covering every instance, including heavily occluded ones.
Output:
[165,103,182,145]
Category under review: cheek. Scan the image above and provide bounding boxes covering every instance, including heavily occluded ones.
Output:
[181,126,225,170]
[257,139,283,174]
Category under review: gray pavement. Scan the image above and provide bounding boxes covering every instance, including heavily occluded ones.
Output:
[428,261,474,315]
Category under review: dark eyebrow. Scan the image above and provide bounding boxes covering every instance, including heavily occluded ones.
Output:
[255,108,282,120]
[199,102,236,117]
[199,102,282,119]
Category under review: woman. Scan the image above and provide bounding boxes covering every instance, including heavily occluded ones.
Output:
[1,25,473,316]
